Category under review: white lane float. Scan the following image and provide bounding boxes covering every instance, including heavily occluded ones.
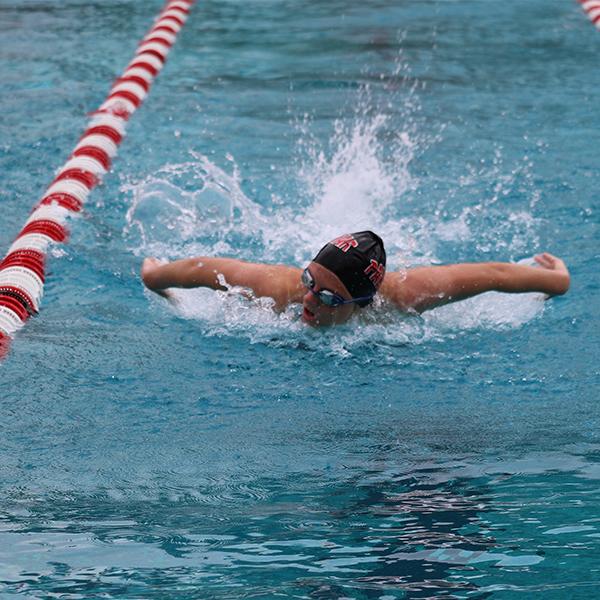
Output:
[0,0,194,357]
[579,0,600,28]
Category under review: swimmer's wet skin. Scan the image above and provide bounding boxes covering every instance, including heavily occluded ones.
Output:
[141,231,570,327]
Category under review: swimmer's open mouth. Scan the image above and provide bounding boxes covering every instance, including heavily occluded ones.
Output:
[303,307,315,322]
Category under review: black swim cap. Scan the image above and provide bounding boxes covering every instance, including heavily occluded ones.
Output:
[312,231,386,307]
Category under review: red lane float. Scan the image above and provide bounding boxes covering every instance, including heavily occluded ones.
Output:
[579,0,600,28]
[0,0,194,354]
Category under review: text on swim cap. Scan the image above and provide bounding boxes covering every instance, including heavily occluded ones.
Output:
[364,259,385,287]
[331,234,358,253]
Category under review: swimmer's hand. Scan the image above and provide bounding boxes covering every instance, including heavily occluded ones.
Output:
[533,252,570,295]
[141,258,177,301]
[534,252,568,273]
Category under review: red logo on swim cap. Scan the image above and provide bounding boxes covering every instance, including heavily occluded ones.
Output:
[331,234,358,253]
[364,259,385,287]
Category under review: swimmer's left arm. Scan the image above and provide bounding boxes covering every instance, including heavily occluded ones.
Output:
[381,253,570,313]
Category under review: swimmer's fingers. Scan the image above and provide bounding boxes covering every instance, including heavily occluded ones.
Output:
[533,253,570,295]
[534,252,566,272]
[141,260,176,303]
[141,257,166,280]
[534,253,554,269]
[141,257,172,297]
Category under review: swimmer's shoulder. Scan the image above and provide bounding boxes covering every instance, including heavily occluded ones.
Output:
[379,270,417,312]
[278,265,305,307]
[257,263,304,309]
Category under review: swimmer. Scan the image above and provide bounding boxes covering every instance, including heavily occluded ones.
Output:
[141,231,570,327]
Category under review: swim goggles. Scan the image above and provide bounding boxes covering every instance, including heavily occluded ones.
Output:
[301,268,374,307]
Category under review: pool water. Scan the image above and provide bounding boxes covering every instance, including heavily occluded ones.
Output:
[1,0,599,597]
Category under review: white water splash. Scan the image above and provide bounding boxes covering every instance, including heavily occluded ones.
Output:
[123,83,546,356]
[298,114,412,231]
[123,151,268,259]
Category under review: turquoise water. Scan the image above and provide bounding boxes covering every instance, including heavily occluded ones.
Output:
[1,0,599,597]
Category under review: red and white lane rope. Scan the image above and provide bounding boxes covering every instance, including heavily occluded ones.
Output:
[579,0,600,28]
[0,0,194,357]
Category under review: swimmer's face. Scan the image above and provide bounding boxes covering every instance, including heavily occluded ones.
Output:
[301,262,357,327]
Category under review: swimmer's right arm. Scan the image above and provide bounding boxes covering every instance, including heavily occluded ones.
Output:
[141,257,303,309]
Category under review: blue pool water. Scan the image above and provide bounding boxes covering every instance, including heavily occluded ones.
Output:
[1,0,599,597]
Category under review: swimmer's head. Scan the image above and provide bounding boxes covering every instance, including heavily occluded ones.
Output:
[302,231,386,327]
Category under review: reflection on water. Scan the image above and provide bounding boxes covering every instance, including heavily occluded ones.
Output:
[296,473,497,598]
[0,481,492,597]
[6,449,598,598]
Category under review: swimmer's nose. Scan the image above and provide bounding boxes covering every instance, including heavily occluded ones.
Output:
[303,288,320,309]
